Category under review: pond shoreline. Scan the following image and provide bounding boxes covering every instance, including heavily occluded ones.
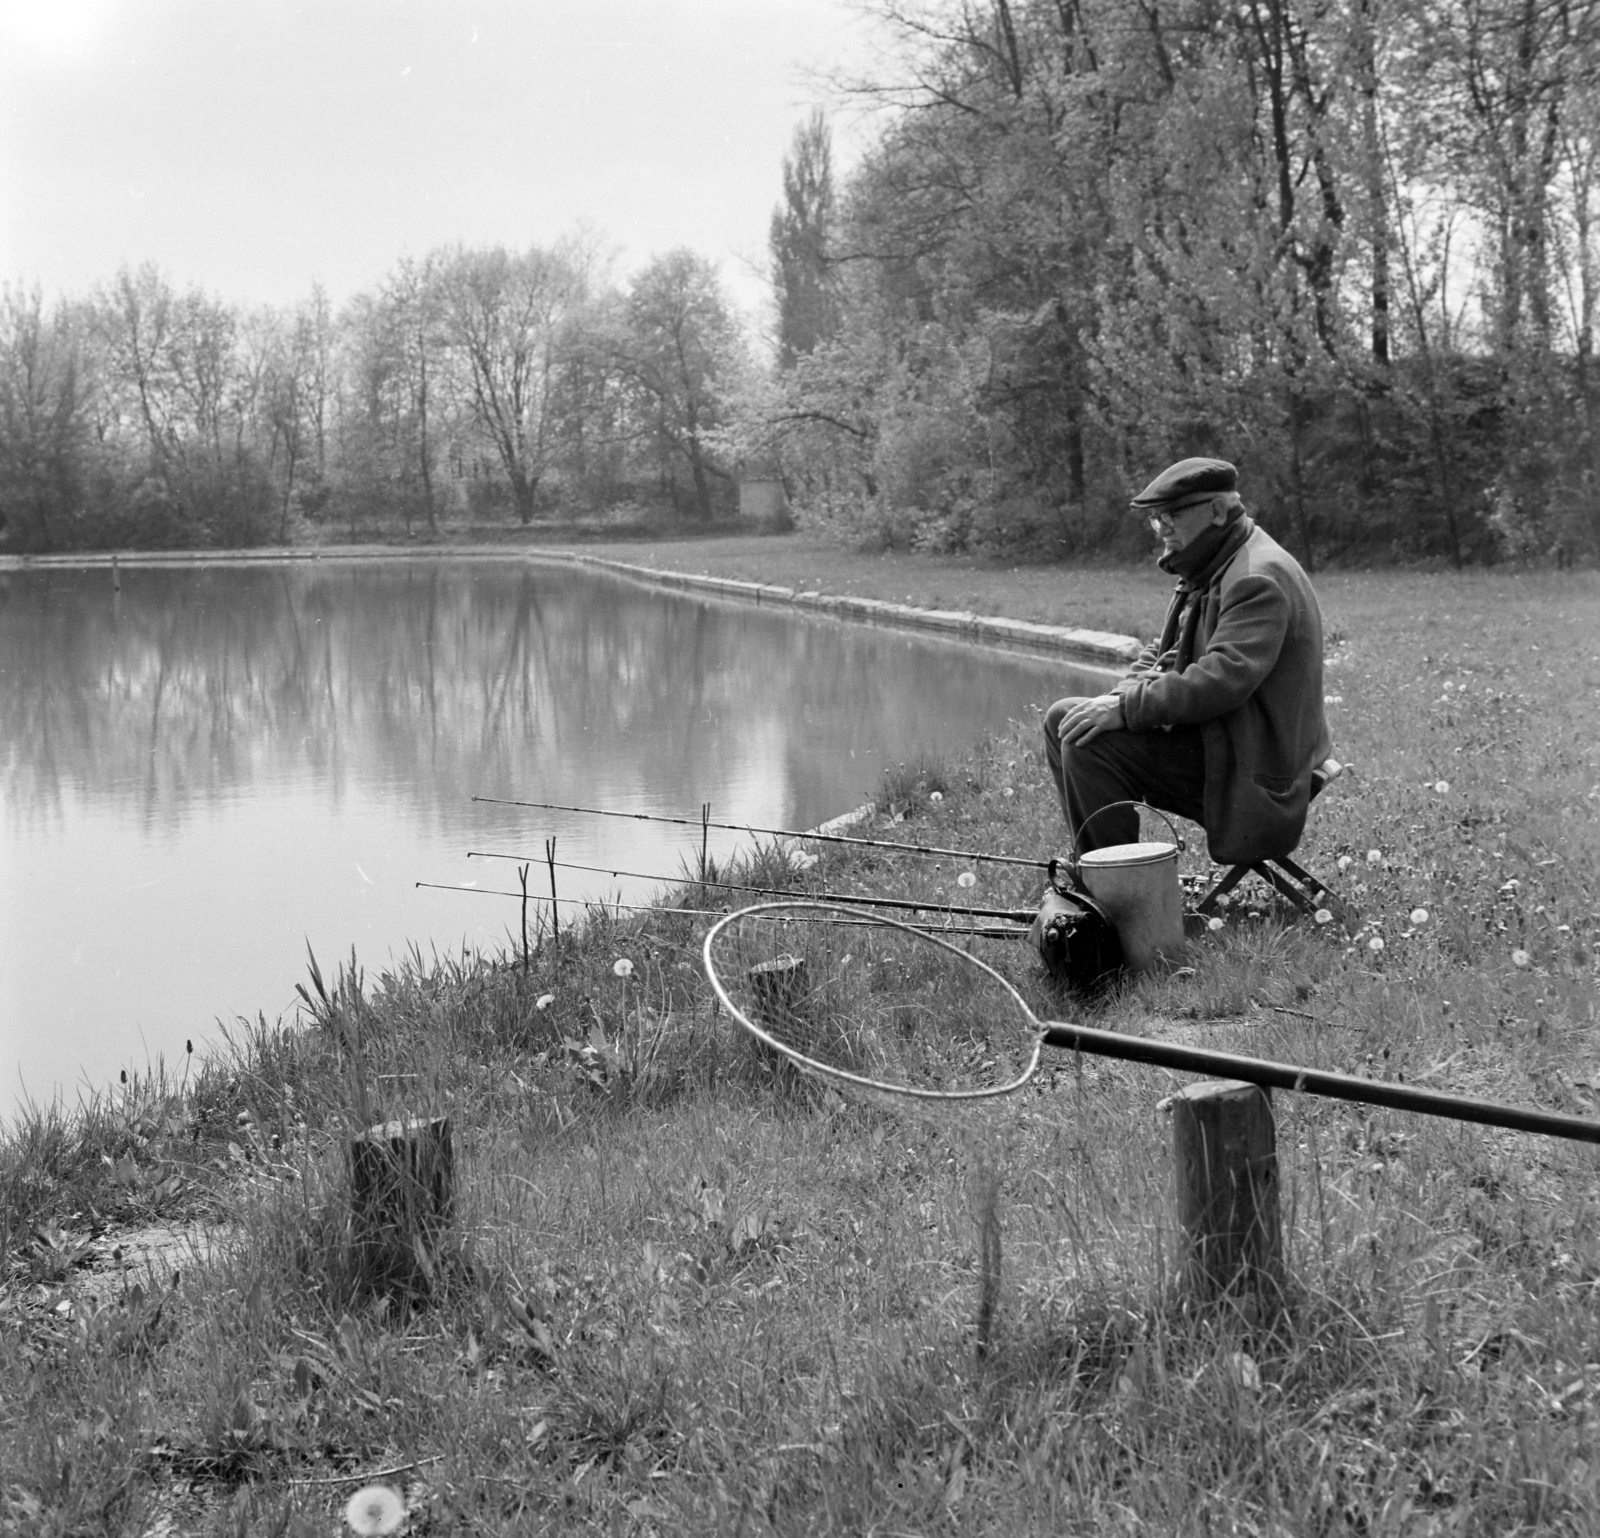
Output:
[2,542,1144,669]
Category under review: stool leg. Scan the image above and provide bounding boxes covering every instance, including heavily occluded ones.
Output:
[1254,861,1320,915]
[1263,857,1359,931]
[1196,864,1251,916]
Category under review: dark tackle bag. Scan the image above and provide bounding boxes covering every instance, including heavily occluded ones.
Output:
[1029,857,1124,995]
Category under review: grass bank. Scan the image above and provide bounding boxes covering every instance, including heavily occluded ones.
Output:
[3,553,1598,1535]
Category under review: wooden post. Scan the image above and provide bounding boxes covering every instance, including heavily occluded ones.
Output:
[349,1115,455,1299]
[748,955,808,1038]
[1172,1081,1282,1303]
[746,955,817,1081]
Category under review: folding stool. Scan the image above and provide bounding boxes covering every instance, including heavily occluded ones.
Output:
[1193,758,1357,929]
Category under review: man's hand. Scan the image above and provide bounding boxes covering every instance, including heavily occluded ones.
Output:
[1058,693,1126,747]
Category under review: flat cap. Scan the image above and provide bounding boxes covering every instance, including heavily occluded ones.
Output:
[1129,457,1238,511]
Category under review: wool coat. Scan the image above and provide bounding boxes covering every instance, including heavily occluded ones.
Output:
[1113,519,1332,865]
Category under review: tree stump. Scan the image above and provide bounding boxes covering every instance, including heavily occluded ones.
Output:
[746,955,812,1063]
[1172,1081,1282,1304]
[349,1115,455,1299]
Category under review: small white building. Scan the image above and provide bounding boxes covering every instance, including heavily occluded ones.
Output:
[738,469,791,529]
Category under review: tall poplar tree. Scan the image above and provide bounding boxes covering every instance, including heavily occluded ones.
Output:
[770,111,840,366]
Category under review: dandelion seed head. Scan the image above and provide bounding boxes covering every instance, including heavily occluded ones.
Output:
[1512,949,1531,968]
[535,993,555,1011]
[346,1485,405,1536]
[1410,908,1430,926]
[1314,908,1333,925]
[929,791,943,802]
[613,958,634,978]
[1366,848,1382,865]
[1434,780,1450,794]
[1337,854,1353,872]
[1002,786,1015,798]
[957,871,977,889]
[1208,916,1225,932]
[1368,936,1385,953]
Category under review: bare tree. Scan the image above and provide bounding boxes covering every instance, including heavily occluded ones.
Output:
[0,286,88,550]
[438,243,585,524]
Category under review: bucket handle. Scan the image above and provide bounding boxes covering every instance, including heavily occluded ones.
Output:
[1054,801,1186,893]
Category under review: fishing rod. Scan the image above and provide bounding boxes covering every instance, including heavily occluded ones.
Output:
[464,850,1036,924]
[469,795,1050,871]
[415,883,1021,939]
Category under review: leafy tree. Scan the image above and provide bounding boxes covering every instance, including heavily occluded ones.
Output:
[93,265,273,546]
[614,250,741,519]
[336,258,450,537]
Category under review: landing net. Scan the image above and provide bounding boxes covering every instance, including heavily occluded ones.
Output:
[702,901,1046,1119]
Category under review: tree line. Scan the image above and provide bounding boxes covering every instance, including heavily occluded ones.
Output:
[754,0,1600,567]
[0,241,746,551]
[8,0,1600,565]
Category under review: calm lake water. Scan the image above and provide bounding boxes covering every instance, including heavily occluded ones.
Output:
[0,557,1110,1109]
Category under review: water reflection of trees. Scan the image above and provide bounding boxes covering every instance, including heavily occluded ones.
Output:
[0,563,1092,835]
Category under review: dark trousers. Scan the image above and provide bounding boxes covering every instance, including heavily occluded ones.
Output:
[1043,696,1207,853]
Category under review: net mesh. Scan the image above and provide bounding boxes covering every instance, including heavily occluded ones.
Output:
[703,901,1045,1120]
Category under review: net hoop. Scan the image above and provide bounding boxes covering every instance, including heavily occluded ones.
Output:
[702,900,1045,1103]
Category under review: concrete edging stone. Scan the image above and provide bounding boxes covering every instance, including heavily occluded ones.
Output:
[544,550,1142,668]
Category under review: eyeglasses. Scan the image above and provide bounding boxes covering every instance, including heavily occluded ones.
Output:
[1144,502,1210,533]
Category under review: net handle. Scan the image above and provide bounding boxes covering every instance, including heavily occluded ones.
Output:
[702,900,1047,1103]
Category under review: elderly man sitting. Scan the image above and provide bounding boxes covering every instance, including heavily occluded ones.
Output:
[1044,457,1331,865]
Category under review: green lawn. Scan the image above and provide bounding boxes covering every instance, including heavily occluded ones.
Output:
[3,550,1598,1535]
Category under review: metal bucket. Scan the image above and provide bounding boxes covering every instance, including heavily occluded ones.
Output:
[1073,805,1188,973]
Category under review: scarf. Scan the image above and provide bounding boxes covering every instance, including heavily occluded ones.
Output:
[1151,514,1255,673]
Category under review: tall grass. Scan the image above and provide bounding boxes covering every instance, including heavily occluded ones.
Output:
[2,568,1597,1533]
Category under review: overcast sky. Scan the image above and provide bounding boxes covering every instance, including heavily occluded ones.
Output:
[0,0,877,325]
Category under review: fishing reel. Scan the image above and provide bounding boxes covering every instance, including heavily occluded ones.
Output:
[1029,856,1124,995]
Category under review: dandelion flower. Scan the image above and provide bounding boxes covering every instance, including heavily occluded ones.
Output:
[957,871,977,889]
[1337,854,1353,872]
[345,1485,405,1536]
[1410,908,1430,926]
[1512,949,1531,968]
[1227,1351,1262,1392]
[1434,780,1450,794]
[613,957,634,978]
[1366,848,1382,865]
[929,790,943,802]
[1208,915,1225,932]
[535,993,555,1011]
[1314,908,1333,925]
[1368,936,1385,953]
